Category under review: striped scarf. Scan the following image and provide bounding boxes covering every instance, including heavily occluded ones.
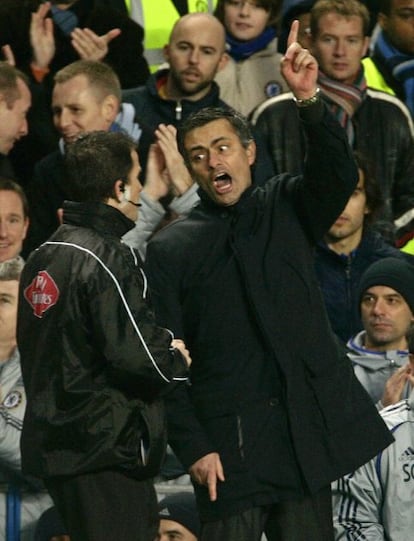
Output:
[317,69,367,145]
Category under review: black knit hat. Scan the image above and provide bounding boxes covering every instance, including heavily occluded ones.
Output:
[358,257,414,314]
[158,492,200,537]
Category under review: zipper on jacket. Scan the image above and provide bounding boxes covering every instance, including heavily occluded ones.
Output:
[175,100,182,121]
[237,415,245,460]
[345,254,352,338]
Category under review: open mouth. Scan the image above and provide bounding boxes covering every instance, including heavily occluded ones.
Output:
[213,172,232,194]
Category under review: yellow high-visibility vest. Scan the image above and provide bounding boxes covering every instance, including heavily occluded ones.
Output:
[362,57,396,96]
[125,0,218,72]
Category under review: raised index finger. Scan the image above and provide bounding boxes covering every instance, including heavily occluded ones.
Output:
[286,19,299,48]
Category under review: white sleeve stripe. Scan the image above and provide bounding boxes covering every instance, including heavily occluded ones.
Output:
[126,243,139,267]
[45,241,171,383]
[139,267,148,299]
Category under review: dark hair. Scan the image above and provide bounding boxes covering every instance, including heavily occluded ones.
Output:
[214,0,283,30]
[379,0,391,16]
[0,177,29,218]
[311,0,370,37]
[0,62,29,108]
[64,131,136,203]
[353,152,383,226]
[178,106,254,165]
[279,0,315,52]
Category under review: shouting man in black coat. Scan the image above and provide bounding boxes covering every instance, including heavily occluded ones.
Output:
[145,21,393,541]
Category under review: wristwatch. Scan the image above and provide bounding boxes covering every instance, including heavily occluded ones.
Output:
[292,87,321,108]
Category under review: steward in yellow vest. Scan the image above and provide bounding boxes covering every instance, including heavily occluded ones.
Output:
[124,0,218,71]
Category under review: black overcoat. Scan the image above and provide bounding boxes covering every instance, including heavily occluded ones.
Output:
[146,103,393,520]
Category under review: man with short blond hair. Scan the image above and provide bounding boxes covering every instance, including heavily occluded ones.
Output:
[25,59,142,254]
[252,0,414,244]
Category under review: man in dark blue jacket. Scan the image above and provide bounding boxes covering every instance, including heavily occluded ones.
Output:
[314,152,413,343]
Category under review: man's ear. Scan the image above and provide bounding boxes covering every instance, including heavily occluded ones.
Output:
[217,52,229,73]
[246,140,256,166]
[163,44,170,63]
[362,36,370,58]
[22,217,29,239]
[101,94,119,125]
[113,179,125,203]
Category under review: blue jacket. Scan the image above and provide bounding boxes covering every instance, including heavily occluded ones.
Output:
[314,229,412,344]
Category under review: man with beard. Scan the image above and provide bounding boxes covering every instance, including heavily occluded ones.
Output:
[122,12,228,174]
[347,257,414,408]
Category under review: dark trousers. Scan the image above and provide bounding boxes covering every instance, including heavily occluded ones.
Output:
[45,469,158,541]
[200,486,334,541]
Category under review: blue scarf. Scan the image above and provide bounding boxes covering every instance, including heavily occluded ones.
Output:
[374,30,414,116]
[226,27,277,61]
[51,5,78,36]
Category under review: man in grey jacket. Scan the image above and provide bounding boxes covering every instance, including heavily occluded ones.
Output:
[0,257,53,540]
[333,329,414,541]
[347,257,414,408]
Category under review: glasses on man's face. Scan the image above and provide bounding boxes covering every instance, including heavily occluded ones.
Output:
[226,0,263,10]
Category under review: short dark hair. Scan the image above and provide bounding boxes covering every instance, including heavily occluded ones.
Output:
[64,131,137,203]
[214,0,283,31]
[0,62,29,108]
[353,152,383,227]
[178,106,254,166]
[311,0,370,37]
[0,177,29,218]
[379,0,391,16]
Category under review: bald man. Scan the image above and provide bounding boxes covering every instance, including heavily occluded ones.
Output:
[122,12,229,174]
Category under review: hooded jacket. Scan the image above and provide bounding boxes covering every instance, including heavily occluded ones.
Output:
[347,331,411,406]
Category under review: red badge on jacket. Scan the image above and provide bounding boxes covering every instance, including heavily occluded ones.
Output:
[24,271,60,318]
